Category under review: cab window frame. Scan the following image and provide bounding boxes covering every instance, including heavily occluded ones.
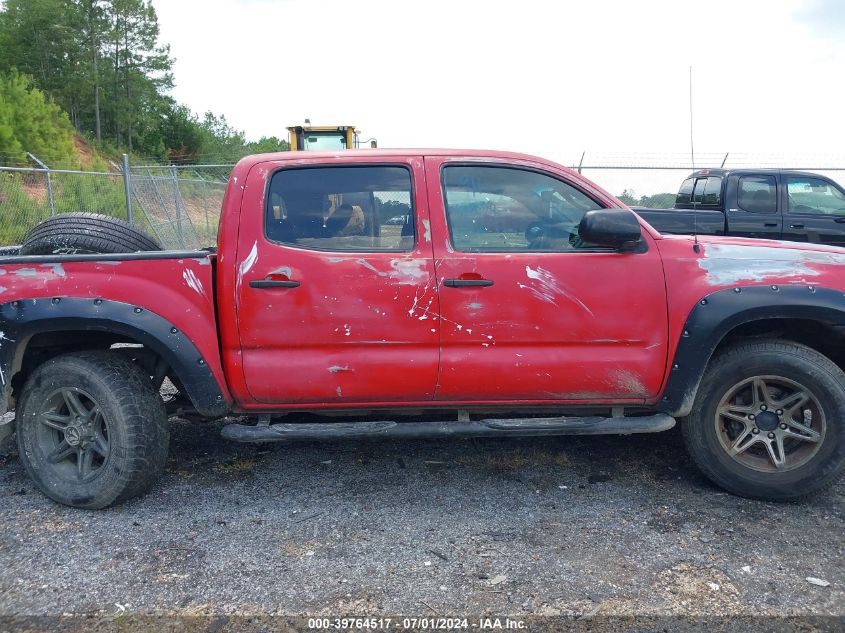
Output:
[439,162,614,254]
[262,163,417,253]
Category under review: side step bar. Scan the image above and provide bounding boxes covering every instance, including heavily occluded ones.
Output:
[221,414,676,443]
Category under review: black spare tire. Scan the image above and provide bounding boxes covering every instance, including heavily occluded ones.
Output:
[19,212,162,255]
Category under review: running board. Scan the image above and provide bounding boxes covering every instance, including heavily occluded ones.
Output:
[221,414,676,443]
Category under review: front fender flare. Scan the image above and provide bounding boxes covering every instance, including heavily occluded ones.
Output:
[657,284,845,417]
[0,297,229,417]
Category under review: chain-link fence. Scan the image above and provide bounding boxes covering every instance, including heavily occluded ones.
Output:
[566,152,845,208]
[128,164,231,249]
[2,152,845,249]
[0,164,131,246]
[0,156,233,249]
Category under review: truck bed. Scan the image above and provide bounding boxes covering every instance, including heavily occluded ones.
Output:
[0,250,226,415]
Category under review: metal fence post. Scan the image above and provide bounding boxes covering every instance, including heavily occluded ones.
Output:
[122,154,134,225]
[27,153,55,216]
[171,165,185,247]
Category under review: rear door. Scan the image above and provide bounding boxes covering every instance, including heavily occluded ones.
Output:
[425,157,669,403]
[781,174,845,246]
[725,173,783,239]
[235,156,439,404]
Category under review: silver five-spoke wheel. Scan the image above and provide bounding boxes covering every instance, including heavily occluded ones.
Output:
[715,375,825,472]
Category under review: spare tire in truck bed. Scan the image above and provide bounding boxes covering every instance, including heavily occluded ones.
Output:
[19,212,162,255]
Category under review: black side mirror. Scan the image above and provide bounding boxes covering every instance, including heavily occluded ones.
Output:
[578,208,643,250]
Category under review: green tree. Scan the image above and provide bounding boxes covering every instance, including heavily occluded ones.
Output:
[639,192,676,208]
[617,189,638,206]
[104,0,173,149]
[0,0,84,117]
[76,0,109,142]
[0,70,76,166]
[0,90,25,163]
[246,136,291,155]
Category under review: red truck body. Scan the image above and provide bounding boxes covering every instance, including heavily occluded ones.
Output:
[6,148,845,507]
[3,149,845,416]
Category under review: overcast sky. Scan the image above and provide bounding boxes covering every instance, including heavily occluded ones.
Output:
[154,0,844,193]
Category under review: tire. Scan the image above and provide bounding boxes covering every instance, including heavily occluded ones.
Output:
[16,351,169,509]
[19,212,162,255]
[682,339,845,500]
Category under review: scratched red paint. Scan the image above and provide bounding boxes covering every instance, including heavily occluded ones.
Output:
[6,149,845,414]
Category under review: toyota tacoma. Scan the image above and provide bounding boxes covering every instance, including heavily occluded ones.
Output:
[0,149,844,508]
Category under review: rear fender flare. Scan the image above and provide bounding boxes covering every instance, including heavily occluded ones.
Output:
[0,297,229,417]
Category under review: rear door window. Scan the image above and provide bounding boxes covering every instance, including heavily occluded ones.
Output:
[265,166,415,251]
[738,175,777,213]
[676,177,695,205]
[700,176,722,206]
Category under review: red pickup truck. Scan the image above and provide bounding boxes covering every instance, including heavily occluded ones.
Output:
[1,149,844,509]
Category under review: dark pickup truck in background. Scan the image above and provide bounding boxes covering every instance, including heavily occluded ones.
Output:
[634,169,845,246]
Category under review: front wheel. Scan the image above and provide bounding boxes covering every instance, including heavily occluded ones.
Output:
[16,352,169,509]
[683,340,845,500]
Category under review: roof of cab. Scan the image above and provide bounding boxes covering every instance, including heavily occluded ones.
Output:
[233,148,569,171]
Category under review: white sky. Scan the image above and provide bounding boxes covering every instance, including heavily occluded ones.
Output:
[154,0,845,194]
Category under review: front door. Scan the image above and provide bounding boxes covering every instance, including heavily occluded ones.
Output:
[236,157,439,404]
[425,157,669,402]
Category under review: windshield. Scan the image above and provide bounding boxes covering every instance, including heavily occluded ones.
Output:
[302,132,347,150]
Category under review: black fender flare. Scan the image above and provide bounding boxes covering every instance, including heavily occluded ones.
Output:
[657,284,845,417]
[0,297,229,417]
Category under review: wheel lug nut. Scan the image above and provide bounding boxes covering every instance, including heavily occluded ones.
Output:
[760,405,767,411]
[749,414,756,421]
[780,423,787,430]
[752,428,760,434]
[776,409,783,415]
[768,432,775,439]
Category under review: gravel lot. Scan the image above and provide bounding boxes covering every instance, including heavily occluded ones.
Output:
[0,416,843,624]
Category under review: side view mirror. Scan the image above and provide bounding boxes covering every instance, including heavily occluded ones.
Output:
[578,208,643,250]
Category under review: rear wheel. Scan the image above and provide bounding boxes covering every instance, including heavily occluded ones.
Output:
[682,340,845,500]
[19,212,161,255]
[16,352,169,509]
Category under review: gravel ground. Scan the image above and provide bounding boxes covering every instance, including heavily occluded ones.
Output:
[0,417,843,623]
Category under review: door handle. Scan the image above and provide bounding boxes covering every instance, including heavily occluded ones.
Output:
[790,224,805,229]
[443,278,494,288]
[763,223,778,227]
[834,218,845,223]
[249,279,300,288]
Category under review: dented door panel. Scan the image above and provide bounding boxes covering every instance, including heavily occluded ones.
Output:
[425,156,670,402]
[234,155,440,404]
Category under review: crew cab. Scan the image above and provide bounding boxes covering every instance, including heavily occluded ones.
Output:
[635,169,845,246]
[1,149,844,508]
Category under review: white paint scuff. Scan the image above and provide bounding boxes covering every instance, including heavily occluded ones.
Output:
[237,241,259,286]
[389,258,428,284]
[40,263,66,277]
[356,258,386,277]
[614,369,645,395]
[521,266,594,316]
[182,269,207,299]
[698,243,845,285]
